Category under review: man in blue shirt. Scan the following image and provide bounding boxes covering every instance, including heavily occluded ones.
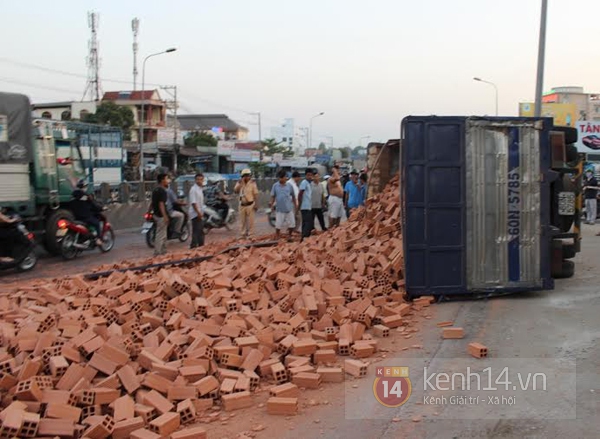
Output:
[298,168,314,241]
[270,170,298,240]
[344,170,362,219]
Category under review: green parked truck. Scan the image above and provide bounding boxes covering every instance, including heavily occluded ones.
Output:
[0,91,122,255]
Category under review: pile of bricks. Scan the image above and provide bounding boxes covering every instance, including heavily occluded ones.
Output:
[0,175,422,438]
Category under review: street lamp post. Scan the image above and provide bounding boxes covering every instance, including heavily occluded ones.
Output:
[139,48,177,183]
[473,77,498,116]
[534,0,548,117]
[309,112,325,151]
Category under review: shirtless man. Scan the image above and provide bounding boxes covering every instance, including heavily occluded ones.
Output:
[327,165,345,228]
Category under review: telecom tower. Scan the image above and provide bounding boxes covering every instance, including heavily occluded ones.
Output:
[82,12,102,102]
[132,18,140,90]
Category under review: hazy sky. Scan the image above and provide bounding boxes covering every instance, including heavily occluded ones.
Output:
[1,0,598,147]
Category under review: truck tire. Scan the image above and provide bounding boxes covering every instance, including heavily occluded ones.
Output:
[44,209,75,255]
[553,126,578,145]
[562,244,576,260]
[554,260,575,279]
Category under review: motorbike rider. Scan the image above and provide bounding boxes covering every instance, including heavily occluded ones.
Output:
[203,179,229,223]
[166,184,186,237]
[71,180,103,246]
[0,207,32,263]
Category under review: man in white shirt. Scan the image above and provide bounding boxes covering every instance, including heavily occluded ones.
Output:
[287,171,301,232]
[188,173,205,248]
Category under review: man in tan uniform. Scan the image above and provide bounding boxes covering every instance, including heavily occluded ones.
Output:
[234,169,259,239]
[327,165,345,228]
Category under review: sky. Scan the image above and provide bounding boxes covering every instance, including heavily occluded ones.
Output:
[1,0,599,147]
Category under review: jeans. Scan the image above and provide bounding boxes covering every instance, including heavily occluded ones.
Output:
[301,209,314,240]
[585,198,597,224]
[170,210,185,234]
[312,208,327,231]
[154,216,168,256]
[191,217,205,248]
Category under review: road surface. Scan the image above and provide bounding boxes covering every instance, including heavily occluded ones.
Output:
[0,214,273,284]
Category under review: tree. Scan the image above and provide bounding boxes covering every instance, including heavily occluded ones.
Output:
[352,146,366,156]
[318,142,327,152]
[340,147,352,159]
[248,162,268,177]
[261,138,294,158]
[82,102,135,139]
[185,131,218,147]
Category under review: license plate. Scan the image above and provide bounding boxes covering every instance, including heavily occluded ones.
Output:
[558,191,575,216]
[56,229,67,237]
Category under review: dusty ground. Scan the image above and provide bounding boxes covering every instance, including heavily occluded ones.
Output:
[0,214,273,285]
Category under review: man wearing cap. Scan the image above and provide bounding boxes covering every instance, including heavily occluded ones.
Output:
[298,168,314,241]
[234,169,259,239]
[344,170,362,219]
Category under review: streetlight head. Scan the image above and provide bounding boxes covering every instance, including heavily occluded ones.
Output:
[319,112,325,115]
[166,48,177,53]
[473,77,482,82]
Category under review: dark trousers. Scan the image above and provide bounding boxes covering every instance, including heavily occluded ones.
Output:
[301,209,314,240]
[81,216,101,236]
[0,226,32,260]
[190,217,205,248]
[312,208,327,231]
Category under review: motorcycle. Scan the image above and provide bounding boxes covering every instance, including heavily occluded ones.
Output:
[58,212,115,260]
[142,211,190,248]
[203,204,236,233]
[0,215,37,272]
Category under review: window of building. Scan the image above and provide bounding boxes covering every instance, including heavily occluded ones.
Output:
[79,109,90,120]
[61,110,71,121]
[41,111,52,119]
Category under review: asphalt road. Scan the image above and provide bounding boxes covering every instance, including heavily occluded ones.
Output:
[0,214,273,285]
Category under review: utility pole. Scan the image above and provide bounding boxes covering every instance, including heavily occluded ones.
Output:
[249,112,262,143]
[161,85,179,174]
[534,0,548,117]
[132,18,140,90]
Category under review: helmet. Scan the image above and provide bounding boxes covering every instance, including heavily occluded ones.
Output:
[241,169,252,177]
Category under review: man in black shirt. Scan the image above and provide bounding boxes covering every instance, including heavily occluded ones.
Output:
[584,170,599,225]
[152,173,170,255]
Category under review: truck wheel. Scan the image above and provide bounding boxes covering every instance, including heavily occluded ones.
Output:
[554,260,575,279]
[562,244,576,260]
[44,209,74,255]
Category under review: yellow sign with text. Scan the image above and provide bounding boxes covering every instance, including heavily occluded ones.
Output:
[519,103,577,127]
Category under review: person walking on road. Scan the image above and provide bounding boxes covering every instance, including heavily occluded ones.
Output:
[359,173,368,206]
[327,166,345,228]
[151,173,171,256]
[584,169,599,225]
[311,172,327,231]
[298,169,314,241]
[270,170,297,241]
[344,170,362,219]
[188,173,205,249]
[234,169,259,239]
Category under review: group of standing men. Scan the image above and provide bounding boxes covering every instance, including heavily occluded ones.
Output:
[150,165,368,256]
[269,165,368,241]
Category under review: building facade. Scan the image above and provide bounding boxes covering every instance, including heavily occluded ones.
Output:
[270,118,307,152]
[542,86,600,121]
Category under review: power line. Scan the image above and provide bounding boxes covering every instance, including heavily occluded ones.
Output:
[0,77,82,95]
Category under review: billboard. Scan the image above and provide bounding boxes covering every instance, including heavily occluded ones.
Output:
[217,141,235,156]
[519,103,577,127]
[157,128,184,145]
[576,121,600,154]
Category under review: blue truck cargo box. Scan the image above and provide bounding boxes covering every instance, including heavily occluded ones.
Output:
[402,116,554,298]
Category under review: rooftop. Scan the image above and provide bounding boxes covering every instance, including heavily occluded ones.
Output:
[102,90,162,101]
[176,114,248,132]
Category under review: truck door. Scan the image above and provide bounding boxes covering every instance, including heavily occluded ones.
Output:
[55,141,86,198]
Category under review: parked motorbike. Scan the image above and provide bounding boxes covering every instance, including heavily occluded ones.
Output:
[142,211,190,248]
[58,212,115,260]
[203,204,236,233]
[0,214,37,272]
